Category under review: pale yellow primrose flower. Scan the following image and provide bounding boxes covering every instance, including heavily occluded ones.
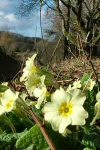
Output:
[43,87,88,135]
[25,75,48,108]
[66,85,72,93]
[66,80,81,93]
[73,80,82,89]
[25,74,41,96]
[83,79,95,91]
[34,76,48,109]
[90,91,100,125]
[34,86,47,109]
[20,53,37,82]
[95,92,100,118]
[1,89,19,112]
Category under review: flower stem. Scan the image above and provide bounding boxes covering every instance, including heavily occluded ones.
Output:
[90,109,100,125]
[29,109,56,150]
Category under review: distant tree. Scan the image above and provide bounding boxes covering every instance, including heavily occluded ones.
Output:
[18,0,100,58]
[44,0,100,58]
[18,0,40,16]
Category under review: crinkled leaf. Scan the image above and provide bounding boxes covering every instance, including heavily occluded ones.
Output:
[21,144,34,150]
[0,131,26,150]
[81,74,92,84]
[82,130,99,150]
[0,85,8,92]
[16,124,50,150]
[0,131,26,143]
[83,148,94,150]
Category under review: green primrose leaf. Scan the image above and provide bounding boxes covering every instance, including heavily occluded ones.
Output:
[39,69,54,86]
[83,148,95,150]
[16,124,50,150]
[0,131,26,149]
[0,131,26,143]
[0,85,8,93]
[81,74,92,84]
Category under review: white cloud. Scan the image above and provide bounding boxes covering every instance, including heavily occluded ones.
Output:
[0,10,40,35]
[0,0,12,9]
[4,14,17,22]
[0,11,17,22]
[0,0,46,37]
[0,11,18,31]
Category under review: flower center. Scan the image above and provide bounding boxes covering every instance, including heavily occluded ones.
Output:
[31,66,37,74]
[59,102,73,117]
[6,99,14,111]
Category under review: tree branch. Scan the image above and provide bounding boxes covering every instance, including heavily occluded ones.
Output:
[60,0,85,31]
[29,109,56,150]
[55,0,67,30]
[44,1,57,11]
[60,0,77,15]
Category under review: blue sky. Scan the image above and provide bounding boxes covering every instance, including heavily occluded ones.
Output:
[0,0,46,37]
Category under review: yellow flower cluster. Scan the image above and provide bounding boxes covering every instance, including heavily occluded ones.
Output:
[20,54,48,109]
[66,78,95,93]
[19,54,98,136]
[43,87,88,135]
[95,92,100,118]
[0,54,98,137]
[0,88,19,115]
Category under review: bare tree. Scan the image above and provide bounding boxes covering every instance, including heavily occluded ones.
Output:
[44,0,100,57]
[18,0,100,58]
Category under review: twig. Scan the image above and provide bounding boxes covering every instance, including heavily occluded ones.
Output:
[29,109,56,150]
[57,79,74,83]
[44,1,56,11]
[47,35,63,69]
[39,4,48,62]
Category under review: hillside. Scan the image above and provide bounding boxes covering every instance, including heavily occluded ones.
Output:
[0,31,64,81]
[0,31,42,54]
[0,31,64,63]
[0,31,37,81]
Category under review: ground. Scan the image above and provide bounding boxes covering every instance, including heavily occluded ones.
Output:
[50,56,100,86]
